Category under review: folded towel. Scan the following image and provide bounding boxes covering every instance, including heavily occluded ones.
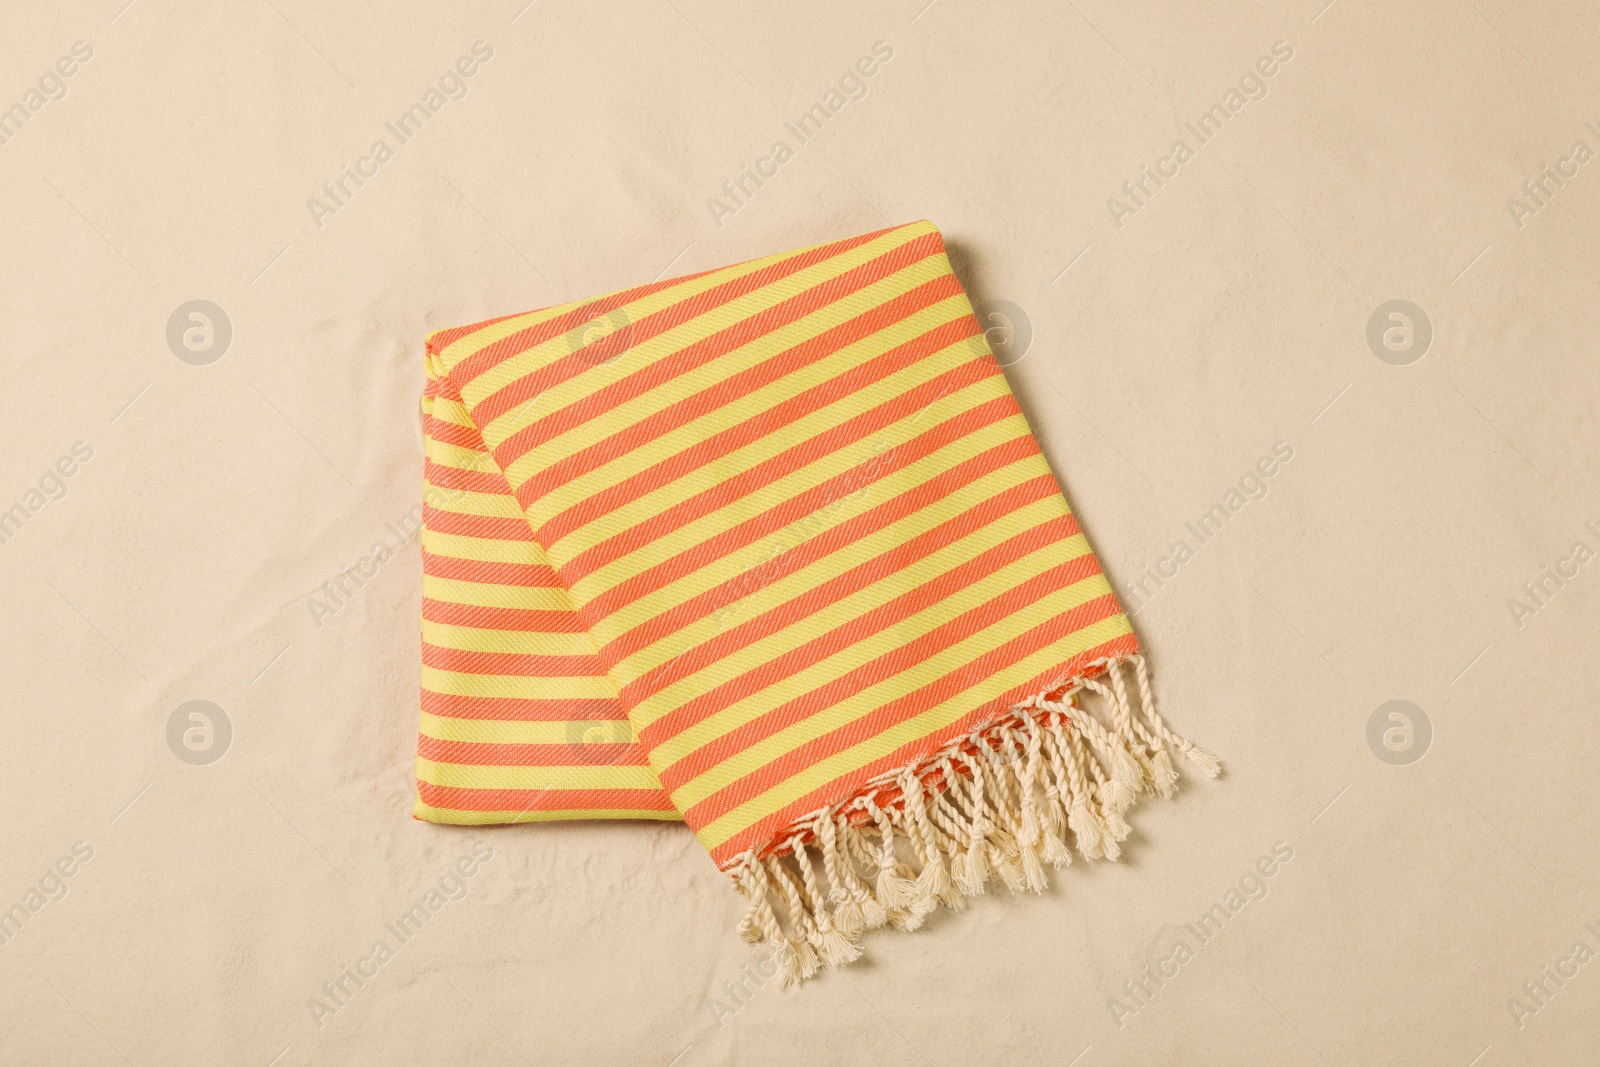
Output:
[414,219,1217,981]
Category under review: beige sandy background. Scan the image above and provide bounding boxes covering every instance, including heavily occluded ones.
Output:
[4,0,1600,1063]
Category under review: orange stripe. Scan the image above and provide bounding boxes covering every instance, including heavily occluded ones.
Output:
[426,418,487,450]
[422,599,582,632]
[427,312,528,355]
[417,736,650,767]
[421,642,606,677]
[417,781,676,813]
[423,506,536,542]
[422,551,560,588]
[707,630,1141,864]
[419,690,621,721]
[425,460,511,496]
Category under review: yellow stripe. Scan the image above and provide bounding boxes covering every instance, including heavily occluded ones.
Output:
[423,576,571,610]
[417,758,660,790]
[426,394,480,429]
[421,666,612,700]
[426,437,502,473]
[423,486,527,520]
[422,620,597,656]
[422,529,540,565]
[419,711,634,745]
[414,800,678,824]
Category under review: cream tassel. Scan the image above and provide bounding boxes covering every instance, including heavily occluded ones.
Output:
[1031,714,1079,867]
[735,858,786,948]
[1064,695,1144,815]
[837,815,889,930]
[952,750,990,894]
[1104,662,1177,798]
[899,765,960,912]
[1052,704,1127,856]
[864,798,920,928]
[976,739,1028,892]
[923,760,977,908]
[1017,718,1071,874]
[814,814,865,940]
[1045,710,1111,859]
[792,837,860,967]
[767,856,820,982]
[1131,654,1221,777]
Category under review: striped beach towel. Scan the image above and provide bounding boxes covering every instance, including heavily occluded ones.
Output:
[415,219,1217,981]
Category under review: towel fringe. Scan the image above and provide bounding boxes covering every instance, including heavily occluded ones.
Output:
[728,653,1218,986]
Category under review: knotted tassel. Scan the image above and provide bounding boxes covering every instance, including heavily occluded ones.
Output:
[815,814,865,940]
[735,858,787,948]
[864,798,920,929]
[837,814,889,930]
[1131,653,1221,777]
[976,739,1028,893]
[1044,704,1115,859]
[957,750,991,895]
[924,761,975,909]
[1069,696,1144,814]
[792,836,860,967]
[898,764,959,913]
[1027,714,1076,869]
[1105,661,1177,798]
[767,855,821,982]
